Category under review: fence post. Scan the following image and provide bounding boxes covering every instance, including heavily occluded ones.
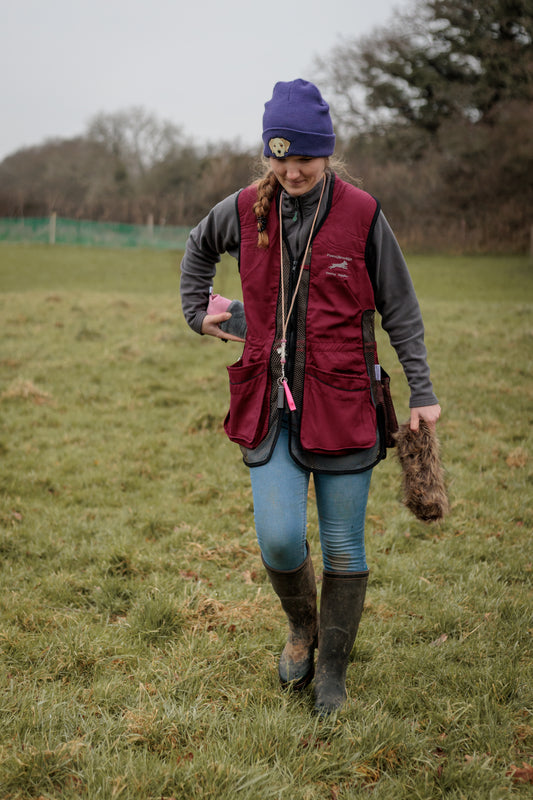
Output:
[49,212,57,245]
[147,213,154,238]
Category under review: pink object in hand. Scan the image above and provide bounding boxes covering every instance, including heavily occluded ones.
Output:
[207,293,232,315]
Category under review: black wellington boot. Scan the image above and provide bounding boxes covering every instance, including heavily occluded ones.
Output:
[314,570,368,715]
[262,544,319,689]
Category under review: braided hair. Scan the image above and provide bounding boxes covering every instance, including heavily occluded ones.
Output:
[252,170,278,249]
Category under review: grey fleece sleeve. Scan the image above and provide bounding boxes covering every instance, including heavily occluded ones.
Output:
[180,191,241,335]
[370,212,438,407]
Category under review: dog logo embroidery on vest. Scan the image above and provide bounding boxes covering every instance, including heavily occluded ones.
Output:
[269,137,291,157]
[326,253,352,278]
[329,259,349,270]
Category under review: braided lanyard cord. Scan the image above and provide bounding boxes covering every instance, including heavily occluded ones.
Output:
[277,175,326,411]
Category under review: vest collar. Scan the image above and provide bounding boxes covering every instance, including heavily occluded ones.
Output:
[281,171,333,215]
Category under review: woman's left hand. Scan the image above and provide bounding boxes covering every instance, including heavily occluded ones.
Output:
[409,404,441,431]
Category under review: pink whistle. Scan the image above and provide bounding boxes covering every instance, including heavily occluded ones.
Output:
[283,380,296,412]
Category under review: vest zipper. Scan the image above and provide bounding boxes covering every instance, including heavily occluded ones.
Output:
[281,192,321,402]
[285,257,302,388]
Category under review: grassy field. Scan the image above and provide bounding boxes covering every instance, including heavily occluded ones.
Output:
[0,243,531,799]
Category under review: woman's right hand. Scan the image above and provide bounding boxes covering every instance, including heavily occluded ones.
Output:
[201,312,245,342]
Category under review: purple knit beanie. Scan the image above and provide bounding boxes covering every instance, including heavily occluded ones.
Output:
[262,79,336,158]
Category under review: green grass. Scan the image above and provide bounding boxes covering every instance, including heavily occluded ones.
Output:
[0,243,532,799]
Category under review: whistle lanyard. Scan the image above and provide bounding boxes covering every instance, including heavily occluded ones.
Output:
[277,175,326,411]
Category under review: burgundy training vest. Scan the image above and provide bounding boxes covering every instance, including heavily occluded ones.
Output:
[224,177,380,457]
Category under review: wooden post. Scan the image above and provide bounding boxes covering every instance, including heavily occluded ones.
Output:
[49,212,57,245]
[147,213,154,238]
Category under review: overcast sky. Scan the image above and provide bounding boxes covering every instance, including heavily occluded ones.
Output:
[1,0,403,162]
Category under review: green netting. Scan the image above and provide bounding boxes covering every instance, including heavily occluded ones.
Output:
[0,217,191,250]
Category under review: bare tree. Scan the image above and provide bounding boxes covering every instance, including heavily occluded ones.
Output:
[87,107,186,180]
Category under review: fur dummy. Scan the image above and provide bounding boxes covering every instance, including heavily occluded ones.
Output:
[394,420,449,522]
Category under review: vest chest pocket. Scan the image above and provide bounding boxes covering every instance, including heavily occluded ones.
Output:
[300,364,376,454]
[224,359,271,449]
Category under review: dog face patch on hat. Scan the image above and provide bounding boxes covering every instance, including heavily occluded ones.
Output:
[268,137,291,157]
[262,79,336,159]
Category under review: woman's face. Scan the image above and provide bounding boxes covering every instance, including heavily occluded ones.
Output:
[269,156,327,197]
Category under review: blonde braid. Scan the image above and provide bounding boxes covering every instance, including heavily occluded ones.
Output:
[252,170,279,249]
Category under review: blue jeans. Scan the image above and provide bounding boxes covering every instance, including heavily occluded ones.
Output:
[250,425,372,572]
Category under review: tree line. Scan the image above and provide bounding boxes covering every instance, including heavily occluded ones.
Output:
[0,110,256,232]
[1,0,531,253]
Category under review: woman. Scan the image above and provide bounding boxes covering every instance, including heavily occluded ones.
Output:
[180,79,441,715]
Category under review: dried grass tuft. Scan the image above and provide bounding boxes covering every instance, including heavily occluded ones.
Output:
[1,377,51,403]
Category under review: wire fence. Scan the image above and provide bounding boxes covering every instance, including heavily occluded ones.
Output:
[0,215,191,250]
